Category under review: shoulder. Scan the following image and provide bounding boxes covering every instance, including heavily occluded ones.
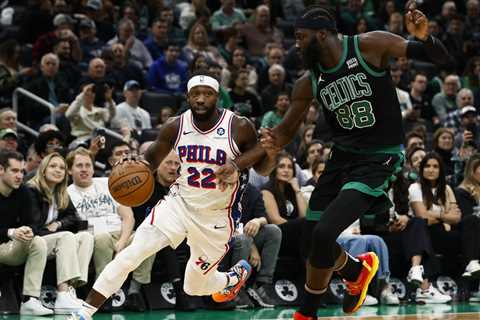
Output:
[408,182,422,194]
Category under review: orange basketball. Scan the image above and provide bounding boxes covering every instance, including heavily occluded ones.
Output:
[108,160,154,207]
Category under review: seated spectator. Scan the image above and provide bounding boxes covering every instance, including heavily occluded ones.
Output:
[404,146,426,182]
[53,38,82,95]
[260,64,293,113]
[455,154,480,278]
[405,130,426,150]
[111,80,151,133]
[0,39,30,107]
[432,128,456,178]
[217,27,240,64]
[295,124,316,162]
[78,18,104,65]
[0,150,51,315]
[22,53,72,130]
[147,42,188,94]
[65,84,116,143]
[299,140,323,180]
[239,5,283,58]
[443,88,475,130]
[257,45,290,91]
[390,66,413,118]
[105,141,132,176]
[300,157,325,199]
[229,68,263,123]
[66,148,154,311]
[132,149,194,310]
[432,74,460,121]
[158,7,186,42]
[462,56,480,95]
[260,92,290,129]
[210,0,246,33]
[409,72,437,126]
[156,106,175,128]
[108,43,145,90]
[262,152,306,259]
[454,106,480,149]
[144,18,170,61]
[409,153,460,304]
[0,108,16,130]
[107,18,153,71]
[183,22,227,67]
[0,129,18,152]
[230,183,281,307]
[27,153,94,314]
[178,0,211,31]
[221,48,258,93]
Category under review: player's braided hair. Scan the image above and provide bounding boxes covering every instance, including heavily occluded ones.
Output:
[295,5,337,33]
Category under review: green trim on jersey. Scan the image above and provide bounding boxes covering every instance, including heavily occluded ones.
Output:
[318,36,349,74]
[353,35,386,77]
[306,208,324,221]
[335,144,402,155]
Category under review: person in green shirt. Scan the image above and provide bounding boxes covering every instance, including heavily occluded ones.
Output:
[261,92,290,128]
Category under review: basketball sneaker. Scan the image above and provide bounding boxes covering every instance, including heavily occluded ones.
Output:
[407,265,424,287]
[212,259,251,303]
[416,284,452,304]
[66,310,91,320]
[342,252,379,314]
[293,311,317,320]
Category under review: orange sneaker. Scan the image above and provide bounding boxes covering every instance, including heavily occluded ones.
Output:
[212,259,251,303]
[342,252,379,314]
[293,311,317,320]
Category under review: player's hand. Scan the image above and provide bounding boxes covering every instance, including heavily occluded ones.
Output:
[248,244,261,271]
[244,219,261,237]
[259,128,280,159]
[215,161,239,192]
[405,1,429,41]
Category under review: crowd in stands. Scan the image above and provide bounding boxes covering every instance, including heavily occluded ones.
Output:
[1,0,480,315]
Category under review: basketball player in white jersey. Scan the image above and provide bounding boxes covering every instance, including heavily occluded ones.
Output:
[69,71,277,319]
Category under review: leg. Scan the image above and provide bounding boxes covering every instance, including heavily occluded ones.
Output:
[230,234,254,268]
[93,232,117,279]
[75,232,94,286]
[253,224,282,285]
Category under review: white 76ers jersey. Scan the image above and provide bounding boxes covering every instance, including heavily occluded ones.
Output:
[173,109,248,211]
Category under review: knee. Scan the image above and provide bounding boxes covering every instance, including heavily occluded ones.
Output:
[78,231,94,242]
[30,236,47,253]
[58,231,76,245]
[232,234,253,251]
[311,222,336,244]
[262,224,282,243]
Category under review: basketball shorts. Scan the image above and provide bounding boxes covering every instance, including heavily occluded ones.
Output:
[307,145,404,221]
[147,191,233,275]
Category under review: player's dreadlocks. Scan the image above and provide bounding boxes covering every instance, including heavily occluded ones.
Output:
[295,5,338,34]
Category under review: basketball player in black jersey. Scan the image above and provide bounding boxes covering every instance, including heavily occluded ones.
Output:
[216,1,451,319]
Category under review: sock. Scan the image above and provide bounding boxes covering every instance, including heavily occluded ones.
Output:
[128,279,142,294]
[81,302,98,318]
[298,288,325,317]
[22,295,33,303]
[338,253,363,282]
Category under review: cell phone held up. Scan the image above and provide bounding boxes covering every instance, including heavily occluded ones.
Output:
[93,128,106,149]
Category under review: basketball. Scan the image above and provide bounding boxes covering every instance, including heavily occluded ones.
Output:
[108,160,154,207]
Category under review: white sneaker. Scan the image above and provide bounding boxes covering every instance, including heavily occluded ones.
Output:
[68,286,83,302]
[363,294,378,306]
[463,260,480,278]
[407,265,424,287]
[416,285,452,304]
[66,310,92,320]
[20,297,53,316]
[54,290,83,314]
[380,285,400,305]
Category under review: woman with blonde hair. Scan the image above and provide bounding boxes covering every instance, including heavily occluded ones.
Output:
[27,152,94,314]
[182,22,226,67]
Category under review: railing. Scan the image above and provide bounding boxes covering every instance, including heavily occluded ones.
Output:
[12,87,56,124]
[16,122,39,137]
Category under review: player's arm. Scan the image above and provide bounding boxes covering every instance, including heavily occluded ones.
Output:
[359,0,450,68]
[144,116,180,172]
[115,205,135,253]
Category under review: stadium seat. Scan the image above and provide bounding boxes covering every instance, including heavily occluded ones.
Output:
[141,91,178,119]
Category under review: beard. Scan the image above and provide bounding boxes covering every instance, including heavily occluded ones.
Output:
[191,104,217,122]
[302,38,322,70]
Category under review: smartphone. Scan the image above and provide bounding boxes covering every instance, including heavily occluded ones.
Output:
[93,128,106,149]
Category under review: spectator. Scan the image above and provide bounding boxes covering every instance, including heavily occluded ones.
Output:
[295,124,316,163]
[66,148,154,312]
[442,15,467,73]
[79,58,114,108]
[158,7,185,41]
[0,150,51,315]
[156,106,175,128]
[0,40,30,107]
[25,145,41,179]
[262,152,307,260]
[260,64,293,112]
[299,140,323,180]
[230,183,282,307]
[405,130,426,150]
[183,22,226,67]
[405,146,427,182]
[0,108,16,130]
[53,38,81,93]
[454,106,480,149]
[107,18,153,71]
[355,16,370,34]
[390,66,413,118]
[462,56,480,105]
[143,18,170,61]
[21,53,72,129]
[147,42,188,94]
[432,74,460,121]
[217,27,240,64]
[466,0,480,35]
[210,0,246,33]
[108,43,145,90]
[111,80,151,133]
[409,72,437,125]
[178,0,210,30]
[261,92,290,129]
[257,45,288,91]
[443,88,475,130]
[386,12,405,37]
[32,13,82,64]
[432,128,456,178]
[403,104,428,136]
[239,5,283,58]
[221,48,258,93]
[229,68,263,122]
[78,18,104,64]
[105,141,132,176]
[27,152,94,314]
[81,0,116,43]
[132,149,194,310]
[0,129,18,152]
[65,83,116,143]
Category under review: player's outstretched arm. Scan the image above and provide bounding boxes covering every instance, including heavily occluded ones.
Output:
[272,73,313,147]
[144,116,179,172]
[358,1,450,68]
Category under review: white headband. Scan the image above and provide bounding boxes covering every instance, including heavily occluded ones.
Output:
[187,75,219,93]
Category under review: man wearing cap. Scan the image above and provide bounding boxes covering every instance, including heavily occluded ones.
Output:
[32,13,82,64]
[455,105,480,149]
[69,71,277,320]
[443,88,475,130]
[111,80,151,132]
[0,128,18,152]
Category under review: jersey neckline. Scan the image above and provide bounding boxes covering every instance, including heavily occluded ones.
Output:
[317,35,348,74]
[190,108,226,134]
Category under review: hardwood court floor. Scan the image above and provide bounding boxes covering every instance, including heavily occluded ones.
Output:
[5,304,480,320]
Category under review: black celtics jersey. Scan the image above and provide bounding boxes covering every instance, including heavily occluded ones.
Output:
[310,35,404,150]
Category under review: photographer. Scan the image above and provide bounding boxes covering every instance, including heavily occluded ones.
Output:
[65,83,115,144]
